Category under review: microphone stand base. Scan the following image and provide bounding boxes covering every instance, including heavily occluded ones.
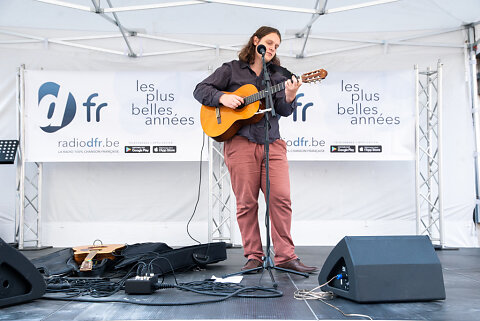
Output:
[222,259,309,289]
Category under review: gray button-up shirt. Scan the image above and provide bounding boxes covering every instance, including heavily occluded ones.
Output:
[193,60,297,144]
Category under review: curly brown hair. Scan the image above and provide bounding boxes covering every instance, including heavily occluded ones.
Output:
[238,26,281,66]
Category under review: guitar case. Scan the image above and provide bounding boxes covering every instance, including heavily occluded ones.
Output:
[32,247,113,277]
[114,242,227,275]
[32,242,227,278]
[32,248,78,276]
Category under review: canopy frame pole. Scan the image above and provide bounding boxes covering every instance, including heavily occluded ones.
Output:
[466,25,480,223]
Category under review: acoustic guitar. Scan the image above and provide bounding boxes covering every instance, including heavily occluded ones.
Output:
[200,69,327,142]
[73,243,125,272]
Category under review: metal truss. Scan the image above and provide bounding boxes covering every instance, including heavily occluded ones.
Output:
[16,162,44,249]
[415,61,444,247]
[207,138,237,245]
[16,65,45,249]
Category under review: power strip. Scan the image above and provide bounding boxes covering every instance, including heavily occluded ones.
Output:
[124,274,158,295]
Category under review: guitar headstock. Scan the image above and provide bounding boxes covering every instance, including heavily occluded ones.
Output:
[80,260,93,272]
[301,69,328,84]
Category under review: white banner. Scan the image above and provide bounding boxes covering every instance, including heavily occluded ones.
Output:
[24,70,208,162]
[282,70,416,160]
[24,70,415,162]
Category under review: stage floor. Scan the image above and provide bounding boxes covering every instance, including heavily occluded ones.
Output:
[2,245,480,321]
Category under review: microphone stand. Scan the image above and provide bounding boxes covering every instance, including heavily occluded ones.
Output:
[223,49,308,287]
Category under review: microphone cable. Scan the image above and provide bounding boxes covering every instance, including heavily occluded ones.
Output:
[186,131,206,245]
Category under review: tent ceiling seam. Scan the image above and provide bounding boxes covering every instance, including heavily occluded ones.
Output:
[34,0,400,15]
[35,0,92,12]
[0,33,466,58]
[0,15,470,58]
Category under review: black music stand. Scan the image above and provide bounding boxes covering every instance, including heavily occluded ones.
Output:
[1,140,19,247]
[0,140,19,164]
[223,49,309,287]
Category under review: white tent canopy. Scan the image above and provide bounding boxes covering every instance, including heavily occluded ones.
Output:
[0,0,479,248]
[0,1,479,58]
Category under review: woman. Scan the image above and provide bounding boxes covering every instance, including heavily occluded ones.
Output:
[193,26,317,273]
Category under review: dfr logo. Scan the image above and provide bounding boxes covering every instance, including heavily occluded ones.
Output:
[37,82,108,133]
[293,93,313,122]
[37,82,76,133]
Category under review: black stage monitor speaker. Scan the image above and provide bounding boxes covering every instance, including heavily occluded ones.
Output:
[0,238,46,307]
[318,235,445,303]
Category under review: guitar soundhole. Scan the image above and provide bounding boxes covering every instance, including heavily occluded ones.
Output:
[236,104,246,110]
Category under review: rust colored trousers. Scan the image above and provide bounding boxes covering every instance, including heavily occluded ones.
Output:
[224,135,297,265]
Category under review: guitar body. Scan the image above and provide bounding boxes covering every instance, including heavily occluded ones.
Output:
[73,244,125,271]
[200,84,263,142]
[199,68,328,142]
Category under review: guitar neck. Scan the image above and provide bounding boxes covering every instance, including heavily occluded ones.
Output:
[79,249,100,271]
[244,82,285,106]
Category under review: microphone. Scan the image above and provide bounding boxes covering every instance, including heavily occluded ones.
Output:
[256,44,266,56]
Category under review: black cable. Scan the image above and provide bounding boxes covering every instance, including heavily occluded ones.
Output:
[44,260,144,298]
[120,251,180,284]
[186,131,205,245]
[42,285,280,306]
[147,256,179,284]
[168,280,282,298]
[44,252,190,299]
[42,280,282,306]
[45,278,122,298]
